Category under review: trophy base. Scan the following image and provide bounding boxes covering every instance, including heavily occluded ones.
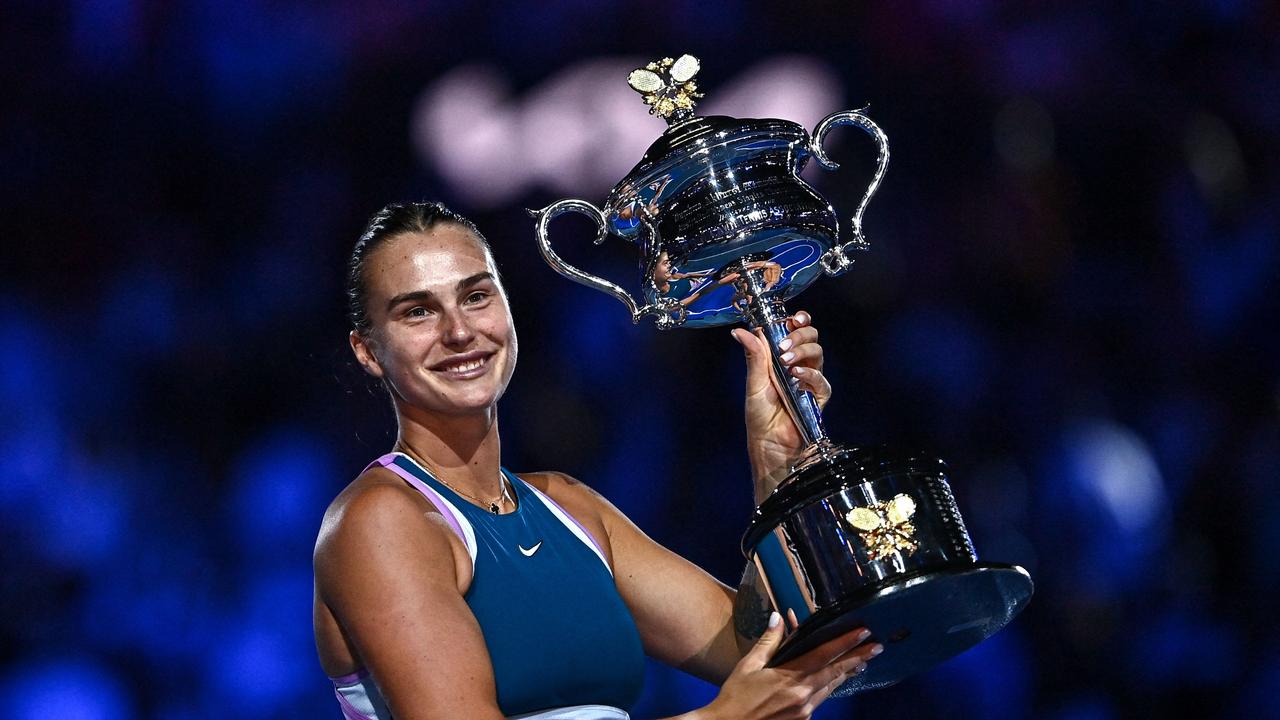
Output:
[741,445,1034,694]
[769,563,1034,693]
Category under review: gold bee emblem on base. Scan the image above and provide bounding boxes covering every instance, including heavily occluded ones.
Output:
[845,494,919,561]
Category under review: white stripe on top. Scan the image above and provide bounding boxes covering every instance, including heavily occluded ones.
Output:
[382,452,478,564]
[520,480,613,576]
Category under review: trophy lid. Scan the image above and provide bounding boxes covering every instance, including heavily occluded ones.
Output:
[605,55,815,242]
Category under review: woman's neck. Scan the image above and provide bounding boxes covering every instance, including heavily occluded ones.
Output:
[393,405,503,494]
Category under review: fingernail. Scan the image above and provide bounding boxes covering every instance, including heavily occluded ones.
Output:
[869,644,884,657]
[790,366,805,377]
[856,629,871,642]
[768,611,781,629]
[778,338,792,351]
[854,662,867,674]
[798,311,810,324]
[780,351,795,363]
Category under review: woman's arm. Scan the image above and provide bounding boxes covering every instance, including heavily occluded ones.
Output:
[728,311,831,655]
[731,562,775,654]
[314,478,505,720]
[568,311,835,680]
[731,311,831,496]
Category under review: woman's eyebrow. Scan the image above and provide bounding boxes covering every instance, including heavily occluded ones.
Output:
[385,273,495,311]
[386,289,433,311]
[457,272,494,290]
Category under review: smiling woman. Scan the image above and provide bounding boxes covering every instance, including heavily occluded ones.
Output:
[346,210,517,419]
[312,201,882,720]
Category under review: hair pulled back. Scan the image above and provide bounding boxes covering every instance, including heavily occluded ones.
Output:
[346,201,490,335]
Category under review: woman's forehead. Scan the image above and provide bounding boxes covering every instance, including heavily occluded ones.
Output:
[366,228,495,293]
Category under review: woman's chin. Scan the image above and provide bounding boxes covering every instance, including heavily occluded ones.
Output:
[434,388,504,417]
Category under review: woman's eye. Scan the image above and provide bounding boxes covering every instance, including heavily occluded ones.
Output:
[465,291,490,304]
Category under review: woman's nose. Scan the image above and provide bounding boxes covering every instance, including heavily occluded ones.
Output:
[441,309,476,347]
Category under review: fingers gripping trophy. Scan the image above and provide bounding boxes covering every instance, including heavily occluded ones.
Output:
[530,54,1033,692]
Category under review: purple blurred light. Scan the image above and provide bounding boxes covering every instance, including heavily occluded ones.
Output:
[413,55,842,207]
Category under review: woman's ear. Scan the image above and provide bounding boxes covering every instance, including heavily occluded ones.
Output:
[349,330,384,378]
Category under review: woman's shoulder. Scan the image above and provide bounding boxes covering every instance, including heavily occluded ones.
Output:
[512,470,630,535]
[515,469,606,510]
[315,466,465,571]
[322,466,425,527]
[313,466,476,662]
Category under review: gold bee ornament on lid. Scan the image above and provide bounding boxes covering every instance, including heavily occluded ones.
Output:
[627,54,704,122]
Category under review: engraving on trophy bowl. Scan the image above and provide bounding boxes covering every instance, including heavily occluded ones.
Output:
[606,117,839,328]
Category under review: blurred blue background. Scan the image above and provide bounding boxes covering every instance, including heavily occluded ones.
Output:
[1,1,1277,718]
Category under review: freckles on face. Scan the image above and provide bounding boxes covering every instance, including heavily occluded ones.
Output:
[371,235,485,305]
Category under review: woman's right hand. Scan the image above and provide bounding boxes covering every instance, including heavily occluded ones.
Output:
[694,612,881,720]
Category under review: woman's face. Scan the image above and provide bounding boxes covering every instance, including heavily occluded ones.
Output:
[351,225,518,417]
[654,251,671,284]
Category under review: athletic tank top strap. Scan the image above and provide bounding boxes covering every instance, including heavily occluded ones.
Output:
[518,476,611,574]
[365,452,478,563]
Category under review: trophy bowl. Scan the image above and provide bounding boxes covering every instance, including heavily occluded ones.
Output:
[530,54,1032,693]
[604,114,840,328]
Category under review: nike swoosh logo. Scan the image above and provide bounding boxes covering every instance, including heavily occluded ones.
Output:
[518,541,543,557]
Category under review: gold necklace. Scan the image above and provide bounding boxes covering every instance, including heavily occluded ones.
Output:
[395,441,512,514]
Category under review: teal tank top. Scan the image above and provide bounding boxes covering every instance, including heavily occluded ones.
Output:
[385,453,646,716]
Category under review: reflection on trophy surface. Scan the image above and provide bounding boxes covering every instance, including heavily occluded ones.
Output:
[530,54,1033,693]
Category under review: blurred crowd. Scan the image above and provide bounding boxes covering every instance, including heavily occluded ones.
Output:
[1,1,1277,718]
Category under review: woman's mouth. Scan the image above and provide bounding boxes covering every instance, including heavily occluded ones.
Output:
[431,352,493,379]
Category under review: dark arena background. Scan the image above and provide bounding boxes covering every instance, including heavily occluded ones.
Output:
[3,2,1279,719]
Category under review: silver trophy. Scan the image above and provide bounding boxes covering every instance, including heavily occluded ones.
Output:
[530,55,1032,692]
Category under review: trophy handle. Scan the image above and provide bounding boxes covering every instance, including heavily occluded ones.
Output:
[810,109,890,276]
[530,199,686,328]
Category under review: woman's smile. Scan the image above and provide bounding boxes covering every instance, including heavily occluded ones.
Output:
[430,350,495,380]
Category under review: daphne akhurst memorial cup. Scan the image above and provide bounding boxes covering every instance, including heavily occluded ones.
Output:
[530,54,1033,692]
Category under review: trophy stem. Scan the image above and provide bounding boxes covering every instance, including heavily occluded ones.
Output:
[730,261,830,451]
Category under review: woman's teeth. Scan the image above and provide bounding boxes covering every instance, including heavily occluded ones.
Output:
[441,357,486,373]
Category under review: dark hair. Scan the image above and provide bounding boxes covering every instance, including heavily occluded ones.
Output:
[346,201,491,335]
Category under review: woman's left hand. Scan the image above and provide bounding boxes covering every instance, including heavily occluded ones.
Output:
[730,311,831,500]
